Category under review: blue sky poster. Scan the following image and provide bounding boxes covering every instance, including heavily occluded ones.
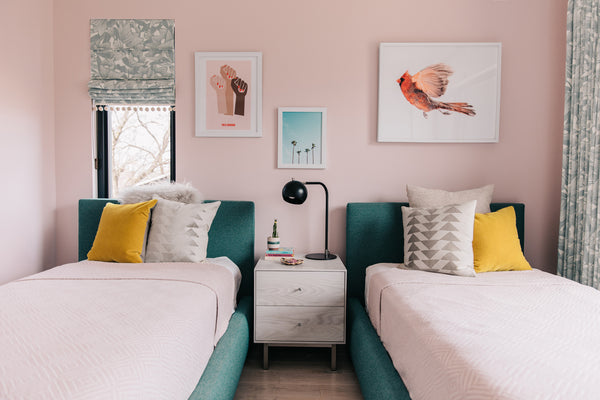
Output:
[281,111,323,167]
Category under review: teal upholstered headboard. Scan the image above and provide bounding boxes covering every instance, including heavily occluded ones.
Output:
[78,199,256,297]
[345,202,525,301]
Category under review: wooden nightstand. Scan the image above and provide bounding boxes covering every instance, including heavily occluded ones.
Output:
[254,256,347,370]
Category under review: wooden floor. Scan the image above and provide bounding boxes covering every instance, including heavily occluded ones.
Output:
[234,344,364,400]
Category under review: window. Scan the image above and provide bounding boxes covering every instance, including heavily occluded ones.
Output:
[96,105,175,198]
[89,19,176,198]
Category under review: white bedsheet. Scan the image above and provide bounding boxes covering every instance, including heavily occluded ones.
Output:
[366,264,600,400]
[0,259,240,400]
[207,256,242,312]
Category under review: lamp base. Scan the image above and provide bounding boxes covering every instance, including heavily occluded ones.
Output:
[306,252,337,260]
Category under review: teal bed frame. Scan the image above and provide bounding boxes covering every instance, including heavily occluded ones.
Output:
[345,202,525,400]
[78,199,255,400]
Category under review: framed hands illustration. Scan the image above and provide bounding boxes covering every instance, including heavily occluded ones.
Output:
[195,52,262,137]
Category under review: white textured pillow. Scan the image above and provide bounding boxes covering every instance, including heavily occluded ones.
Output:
[406,184,494,214]
[145,198,221,263]
[402,200,476,277]
[118,182,204,204]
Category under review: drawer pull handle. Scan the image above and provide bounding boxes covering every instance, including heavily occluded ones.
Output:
[297,323,302,327]
[295,287,303,292]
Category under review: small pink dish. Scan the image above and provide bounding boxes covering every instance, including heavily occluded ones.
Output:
[281,258,304,266]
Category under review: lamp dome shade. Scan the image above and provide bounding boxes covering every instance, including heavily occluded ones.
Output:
[282,180,307,204]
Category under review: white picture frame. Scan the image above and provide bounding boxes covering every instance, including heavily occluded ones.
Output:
[195,51,262,137]
[278,107,327,169]
[377,42,501,143]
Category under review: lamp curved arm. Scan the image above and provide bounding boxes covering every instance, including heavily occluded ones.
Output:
[305,182,330,256]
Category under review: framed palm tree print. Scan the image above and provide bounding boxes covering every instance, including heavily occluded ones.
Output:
[278,107,327,169]
[195,52,262,137]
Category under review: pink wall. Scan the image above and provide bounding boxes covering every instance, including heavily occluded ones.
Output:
[54,0,566,272]
[0,0,56,284]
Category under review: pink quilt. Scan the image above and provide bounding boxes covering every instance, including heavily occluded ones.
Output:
[0,260,238,400]
[367,265,600,400]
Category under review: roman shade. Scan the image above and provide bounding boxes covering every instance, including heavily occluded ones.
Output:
[88,19,175,105]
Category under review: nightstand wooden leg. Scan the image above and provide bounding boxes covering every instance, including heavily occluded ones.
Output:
[331,344,337,371]
[263,344,269,370]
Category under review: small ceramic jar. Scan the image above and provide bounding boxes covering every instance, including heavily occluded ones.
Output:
[267,236,280,250]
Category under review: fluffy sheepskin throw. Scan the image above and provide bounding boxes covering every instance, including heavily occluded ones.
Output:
[118,182,204,204]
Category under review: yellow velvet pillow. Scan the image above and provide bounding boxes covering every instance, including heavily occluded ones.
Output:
[473,206,532,273]
[87,199,157,263]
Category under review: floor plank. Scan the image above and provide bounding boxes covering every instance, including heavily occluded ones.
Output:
[234,345,363,399]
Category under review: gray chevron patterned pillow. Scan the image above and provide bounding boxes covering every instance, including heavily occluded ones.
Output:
[401,200,476,277]
[145,198,220,263]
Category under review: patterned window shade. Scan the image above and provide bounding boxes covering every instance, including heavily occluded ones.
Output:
[88,19,175,105]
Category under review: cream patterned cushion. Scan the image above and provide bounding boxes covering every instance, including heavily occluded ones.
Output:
[145,198,220,263]
[406,184,493,214]
[402,200,476,277]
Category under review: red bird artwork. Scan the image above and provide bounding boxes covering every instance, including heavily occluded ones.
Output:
[397,63,476,118]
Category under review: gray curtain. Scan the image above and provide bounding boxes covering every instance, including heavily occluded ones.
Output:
[88,19,175,105]
[558,0,600,288]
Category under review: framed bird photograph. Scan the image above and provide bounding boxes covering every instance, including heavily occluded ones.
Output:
[377,42,501,143]
[277,107,327,169]
[195,52,262,137]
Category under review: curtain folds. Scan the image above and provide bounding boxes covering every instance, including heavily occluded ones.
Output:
[88,19,175,105]
[558,0,600,288]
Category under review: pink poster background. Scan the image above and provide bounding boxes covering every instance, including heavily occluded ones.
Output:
[205,59,252,131]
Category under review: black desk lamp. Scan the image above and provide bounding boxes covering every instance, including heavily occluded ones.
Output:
[282,179,337,260]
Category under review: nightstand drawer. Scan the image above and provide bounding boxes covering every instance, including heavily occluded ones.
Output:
[255,305,344,342]
[255,271,344,306]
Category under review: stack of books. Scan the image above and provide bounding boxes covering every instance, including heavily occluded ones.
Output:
[265,247,294,260]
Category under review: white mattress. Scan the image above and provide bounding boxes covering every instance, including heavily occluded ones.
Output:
[0,259,241,400]
[366,264,600,400]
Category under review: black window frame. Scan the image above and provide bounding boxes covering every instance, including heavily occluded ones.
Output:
[95,106,176,198]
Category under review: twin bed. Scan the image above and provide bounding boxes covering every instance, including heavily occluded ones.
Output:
[4,198,600,399]
[346,202,600,400]
[1,198,255,400]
